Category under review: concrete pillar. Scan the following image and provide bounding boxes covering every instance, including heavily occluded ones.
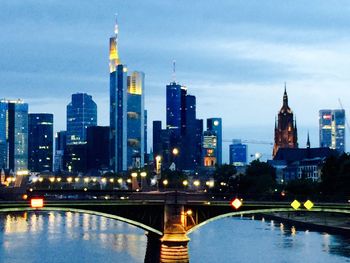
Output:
[160,204,190,263]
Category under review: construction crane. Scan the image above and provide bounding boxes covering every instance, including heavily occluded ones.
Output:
[338,98,350,134]
[222,139,273,146]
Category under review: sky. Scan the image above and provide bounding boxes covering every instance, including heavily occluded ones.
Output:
[1,0,350,162]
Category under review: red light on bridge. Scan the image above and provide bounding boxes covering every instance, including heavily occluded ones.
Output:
[30,198,44,208]
[230,198,242,210]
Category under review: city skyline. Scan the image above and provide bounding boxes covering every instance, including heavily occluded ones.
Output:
[2,1,350,161]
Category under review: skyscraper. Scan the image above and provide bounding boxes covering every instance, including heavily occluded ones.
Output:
[229,139,247,166]
[86,126,109,171]
[54,130,66,172]
[28,113,53,172]
[319,109,345,153]
[127,71,145,169]
[66,93,97,145]
[207,118,222,165]
[203,130,217,168]
[0,99,28,173]
[166,82,183,136]
[273,86,298,157]
[109,18,146,172]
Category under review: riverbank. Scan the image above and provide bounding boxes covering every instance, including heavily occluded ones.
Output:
[260,212,350,236]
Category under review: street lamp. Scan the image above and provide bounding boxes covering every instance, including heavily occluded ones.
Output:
[163,179,168,187]
[183,180,189,187]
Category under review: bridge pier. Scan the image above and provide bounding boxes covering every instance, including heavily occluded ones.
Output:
[159,204,190,263]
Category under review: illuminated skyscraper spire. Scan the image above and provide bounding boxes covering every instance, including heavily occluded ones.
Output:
[109,14,120,72]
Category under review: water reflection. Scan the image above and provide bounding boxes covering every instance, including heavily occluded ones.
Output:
[0,211,147,263]
[189,217,350,263]
[2,212,350,263]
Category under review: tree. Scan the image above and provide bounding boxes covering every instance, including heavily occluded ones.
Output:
[239,160,276,195]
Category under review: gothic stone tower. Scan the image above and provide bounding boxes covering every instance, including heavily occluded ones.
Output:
[273,86,298,157]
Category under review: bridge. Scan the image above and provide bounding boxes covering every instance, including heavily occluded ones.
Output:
[1,190,350,263]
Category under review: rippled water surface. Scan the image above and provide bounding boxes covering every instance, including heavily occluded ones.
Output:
[1,211,350,263]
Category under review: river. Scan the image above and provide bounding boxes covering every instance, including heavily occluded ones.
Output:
[0,211,349,263]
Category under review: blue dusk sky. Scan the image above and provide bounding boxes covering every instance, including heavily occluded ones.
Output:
[1,1,350,162]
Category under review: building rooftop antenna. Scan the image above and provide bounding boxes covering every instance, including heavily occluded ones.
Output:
[172,60,176,83]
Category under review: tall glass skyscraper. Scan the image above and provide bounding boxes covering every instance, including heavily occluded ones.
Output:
[207,118,222,165]
[0,99,28,173]
[229,139,247,166]
[127,71,145,169]
[109,16,128,173]
[319,109,345,153]
[66,93,97,145]
[28,113,53,172]
[166,82,183,136]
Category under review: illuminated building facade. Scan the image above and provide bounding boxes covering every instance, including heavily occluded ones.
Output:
[66,93,97,145]
[127,71,145,169]
[207,118,222,165]
[28,113,53,172]
[109,18,146,172]
[153,81,202,171]
[319,109,345,153]
[273,87,298,157]
[0,99,28,173]
[229,139,247,166]
[109,16,127,173]
[203,130,217,167]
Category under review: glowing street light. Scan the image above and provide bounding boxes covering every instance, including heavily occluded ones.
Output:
[131,172,138,178]
[101,178,107,183]
[183,180,189,186]
[117,178,123,184]
[67,177,73,183]
[163,179,168,186]
[140,172,147,177]
[193,180,200,187]
[49,177,55,183]
[172,148,179,156]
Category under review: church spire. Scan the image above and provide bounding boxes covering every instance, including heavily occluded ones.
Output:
[306,131,311,148]
[109,14,120,72]
[283,82,288,107]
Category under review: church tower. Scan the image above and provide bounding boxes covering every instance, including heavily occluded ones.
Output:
[273,85,298,157]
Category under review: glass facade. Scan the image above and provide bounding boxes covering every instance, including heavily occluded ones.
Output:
[127,71,145,169]
[110,64,128,172]
[166,82,182,135]
[0,100,28,172]
[229,139,247,166]
[66,93,97,145]
[319,109,345,153]
[28,113,53,172]
[207,118,222,165]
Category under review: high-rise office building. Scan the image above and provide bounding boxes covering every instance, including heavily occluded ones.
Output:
[203,130,217,168]
[54,131,66,172]
[28,113,53,172]
[66,93,97,145]
[127,71,145,169]
[110,17,126,173]
[109,18,146,172]
[0,99,28,173]
[319,109,345,153]
[229,139,247,166]
[86,126,109,171]
[166,82,183,136]
[273,86,298,157]
[207,118,222,165]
